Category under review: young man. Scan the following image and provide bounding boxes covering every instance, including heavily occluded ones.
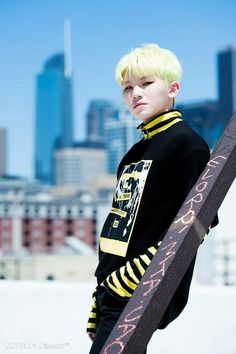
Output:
[86,43,218,354]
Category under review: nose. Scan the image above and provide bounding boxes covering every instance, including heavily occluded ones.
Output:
[132,86,142,101]
[132,94,142,100]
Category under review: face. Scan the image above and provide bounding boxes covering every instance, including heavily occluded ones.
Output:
[122,75,179,123]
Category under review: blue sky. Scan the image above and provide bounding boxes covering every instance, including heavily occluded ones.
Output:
[0,0,235,179]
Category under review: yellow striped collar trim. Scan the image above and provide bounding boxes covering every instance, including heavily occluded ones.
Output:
[141,110,182,130]
[143,118,182,139]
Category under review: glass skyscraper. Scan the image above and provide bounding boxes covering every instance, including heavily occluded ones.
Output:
[86,100,115,144]
[218,46,236,124]
[35,53,73,185]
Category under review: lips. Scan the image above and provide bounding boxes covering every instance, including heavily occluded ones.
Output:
[133,102,146,109]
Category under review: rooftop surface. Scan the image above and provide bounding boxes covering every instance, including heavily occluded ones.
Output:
[0,281,235,354]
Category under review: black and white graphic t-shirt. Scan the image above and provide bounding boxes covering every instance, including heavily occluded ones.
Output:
[100,160,152,257]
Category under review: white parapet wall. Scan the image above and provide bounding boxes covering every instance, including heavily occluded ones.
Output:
[0,281,235,354]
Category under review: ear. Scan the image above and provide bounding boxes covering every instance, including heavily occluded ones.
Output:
[168,81,180,98]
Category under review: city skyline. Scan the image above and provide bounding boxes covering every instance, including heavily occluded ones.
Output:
[0,0,235,179]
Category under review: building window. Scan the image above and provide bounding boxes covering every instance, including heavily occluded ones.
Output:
[67,229,73,236]
[34,209,39,216]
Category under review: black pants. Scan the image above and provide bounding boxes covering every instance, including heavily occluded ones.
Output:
[89,285,147,354]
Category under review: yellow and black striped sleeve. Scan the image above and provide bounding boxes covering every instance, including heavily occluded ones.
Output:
[103,242,161,300]
[86,287,97,335]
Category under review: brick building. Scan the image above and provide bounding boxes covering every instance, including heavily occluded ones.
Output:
[0,199,96,255]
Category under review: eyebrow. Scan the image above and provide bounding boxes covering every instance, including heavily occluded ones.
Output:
[123,76,148,84]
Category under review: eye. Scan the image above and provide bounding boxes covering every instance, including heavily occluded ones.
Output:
[123,86,132,93]
[143,81,154,87]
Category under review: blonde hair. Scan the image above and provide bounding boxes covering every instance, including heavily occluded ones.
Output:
[115,43,182,86]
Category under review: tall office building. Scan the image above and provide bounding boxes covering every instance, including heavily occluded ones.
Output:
[86,100,115,144]
[0,128,7,176]
[218,46,236,124]
[105,107,140,174]
[54,143,107,188]
[35,21,73,185]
